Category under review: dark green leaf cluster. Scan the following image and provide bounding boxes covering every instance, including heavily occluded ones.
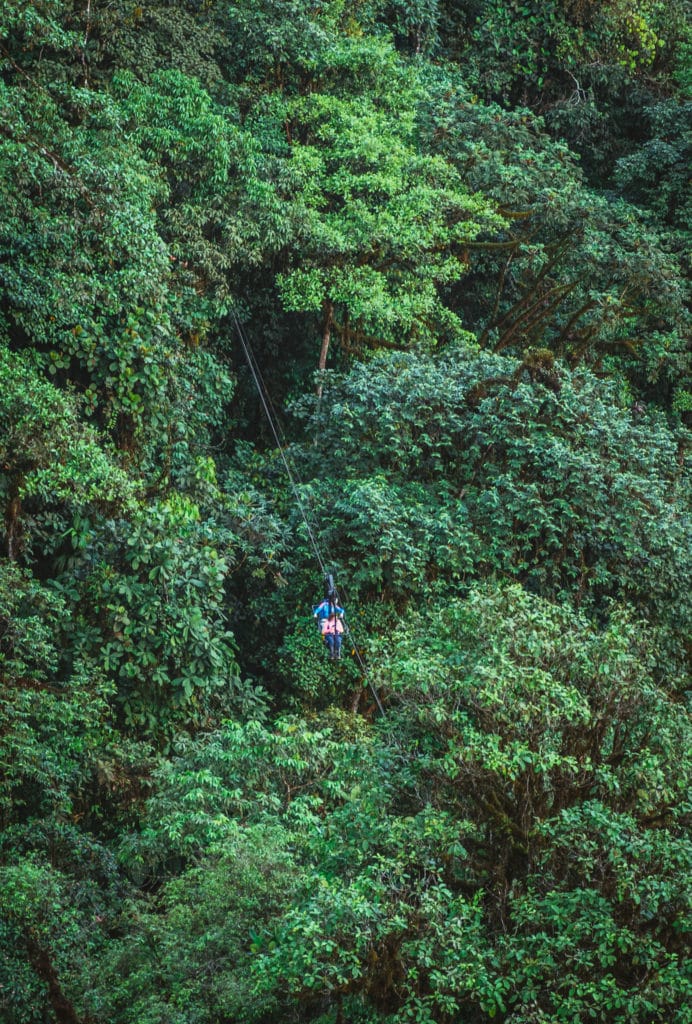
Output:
[281,350,690,682]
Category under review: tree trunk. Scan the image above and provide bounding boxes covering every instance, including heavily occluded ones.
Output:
[317,300,334,397]
[23,930,86,1024]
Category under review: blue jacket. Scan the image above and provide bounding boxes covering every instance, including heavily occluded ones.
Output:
[313,600,344,620]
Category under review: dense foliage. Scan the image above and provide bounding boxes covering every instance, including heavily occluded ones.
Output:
[0,1,689,1022]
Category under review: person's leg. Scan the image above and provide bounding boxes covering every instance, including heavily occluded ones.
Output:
[325,634,335,658]
[335,634,342,659]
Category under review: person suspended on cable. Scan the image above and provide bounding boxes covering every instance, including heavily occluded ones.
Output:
[313,574,345,659]
[319,609,345,660]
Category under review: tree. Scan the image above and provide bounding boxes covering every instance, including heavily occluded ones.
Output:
[268,39,505,375]
[415,68,690,398]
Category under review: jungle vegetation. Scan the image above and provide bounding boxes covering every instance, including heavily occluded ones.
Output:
[0,1,690,1022]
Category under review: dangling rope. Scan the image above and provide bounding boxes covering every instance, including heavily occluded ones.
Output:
[232,310,385,716]
[323,573,386,718]
[340,601,386,717]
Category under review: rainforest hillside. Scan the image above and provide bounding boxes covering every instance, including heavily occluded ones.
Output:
[0,1,691,1022]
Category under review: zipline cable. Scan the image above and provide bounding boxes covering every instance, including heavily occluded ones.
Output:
[342,617,386,717]
[231,309,385,716]
[233,312,293,456]
[232,310,327,576]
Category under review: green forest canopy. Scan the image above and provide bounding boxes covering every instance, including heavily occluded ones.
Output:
[0,1,690,1022]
